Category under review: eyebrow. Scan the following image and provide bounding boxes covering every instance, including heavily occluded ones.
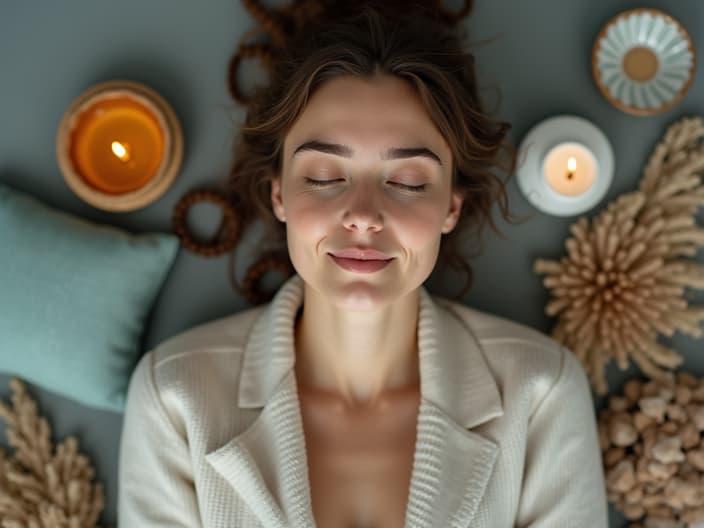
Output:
[292,139,443,167]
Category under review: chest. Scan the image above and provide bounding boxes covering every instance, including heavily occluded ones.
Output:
[298,390,421,528]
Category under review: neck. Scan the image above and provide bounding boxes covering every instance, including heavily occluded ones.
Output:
[293,285,421,408]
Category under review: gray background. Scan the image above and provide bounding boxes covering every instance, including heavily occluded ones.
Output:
[2,1,703,526]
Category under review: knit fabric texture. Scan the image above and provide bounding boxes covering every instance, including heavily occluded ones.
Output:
[117,273,608,527]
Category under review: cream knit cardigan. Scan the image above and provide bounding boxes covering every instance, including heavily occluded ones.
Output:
[118,273,609,527]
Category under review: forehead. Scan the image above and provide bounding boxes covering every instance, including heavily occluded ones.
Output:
[283,75,450,160]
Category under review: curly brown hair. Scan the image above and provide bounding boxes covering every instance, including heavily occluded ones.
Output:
[223,0,518,302]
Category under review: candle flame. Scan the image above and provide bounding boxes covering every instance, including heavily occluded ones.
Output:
[111,141,131,162]
[566,156,577,180]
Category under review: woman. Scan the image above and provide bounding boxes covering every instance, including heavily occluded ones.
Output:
[118,2,609,527]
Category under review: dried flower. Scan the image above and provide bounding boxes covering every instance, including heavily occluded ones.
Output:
[535,116,704,394]
[0,378,106,527]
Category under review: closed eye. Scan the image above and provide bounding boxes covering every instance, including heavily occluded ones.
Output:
[303,177,427,193]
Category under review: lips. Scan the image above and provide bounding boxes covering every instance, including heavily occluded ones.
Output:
[329,254,393,273]
[329,247,392,260]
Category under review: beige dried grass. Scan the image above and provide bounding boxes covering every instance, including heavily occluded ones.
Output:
[0,378,105,528]
[535,116,704,394]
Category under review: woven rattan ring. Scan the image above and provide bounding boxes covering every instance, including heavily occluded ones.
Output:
[238,252,295,305]
[227,42,276,106]
[173,189,241,256]
[435,0,474,24]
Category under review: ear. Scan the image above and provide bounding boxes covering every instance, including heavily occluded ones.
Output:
[270,176,286,222]
[441,189,464,234]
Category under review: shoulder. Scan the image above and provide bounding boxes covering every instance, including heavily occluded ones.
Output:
[151,304,266,368]
[434,295,563,358]
[124,303,274,441]
[433,295,585,413]
[126,304,267,422]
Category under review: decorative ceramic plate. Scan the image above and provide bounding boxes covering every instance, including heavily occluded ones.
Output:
[592,8,695,116]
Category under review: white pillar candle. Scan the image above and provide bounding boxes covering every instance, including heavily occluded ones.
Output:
[516,115,614,216]
[543,142,598,197]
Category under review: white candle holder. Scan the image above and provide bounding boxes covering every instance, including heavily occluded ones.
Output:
[516,115,614,216]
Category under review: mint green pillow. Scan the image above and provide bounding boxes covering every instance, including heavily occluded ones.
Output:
[0,182,179,413]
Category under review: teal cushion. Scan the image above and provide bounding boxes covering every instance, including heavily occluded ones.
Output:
[0,182,179,413]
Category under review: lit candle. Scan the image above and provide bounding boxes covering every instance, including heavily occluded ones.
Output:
[543,142,598,197]
[68,94,165,194]
[57,80,183,212]
[516,115,614,217]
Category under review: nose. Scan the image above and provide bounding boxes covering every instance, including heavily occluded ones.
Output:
[342,208,383,232]
[341,189,383,233]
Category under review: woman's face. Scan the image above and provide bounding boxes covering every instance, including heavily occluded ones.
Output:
[271,73,463,311]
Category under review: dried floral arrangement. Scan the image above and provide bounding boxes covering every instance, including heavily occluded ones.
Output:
[534,116,704,394]
[0,378,105,528]
[599,371,704,527]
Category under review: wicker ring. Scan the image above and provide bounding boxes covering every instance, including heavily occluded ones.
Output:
[436,0,473,24]
[240,0,288,47]
[237,252,295,305]
[227,42,274,106]
[172,189,241,256]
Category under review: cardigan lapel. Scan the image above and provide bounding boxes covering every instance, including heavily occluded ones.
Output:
[205,274,503,528]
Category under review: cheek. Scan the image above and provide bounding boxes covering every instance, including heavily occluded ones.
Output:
[394,203,445,249]
[285,200,335,239]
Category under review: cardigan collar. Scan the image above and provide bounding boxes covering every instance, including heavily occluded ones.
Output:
[206,273,504,528]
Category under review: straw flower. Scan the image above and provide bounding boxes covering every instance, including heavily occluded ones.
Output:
[534,116,704,394]
[0,378,106,528]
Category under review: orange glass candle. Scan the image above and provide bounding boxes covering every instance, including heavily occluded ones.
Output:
[69,95,165,194]
[57,80,183,212]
